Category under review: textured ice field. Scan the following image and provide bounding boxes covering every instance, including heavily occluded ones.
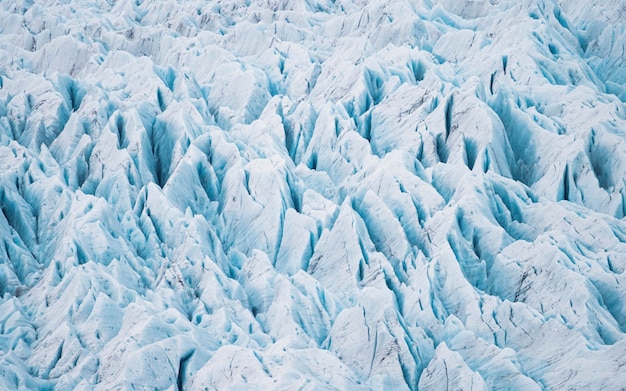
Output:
[0,0,625,389]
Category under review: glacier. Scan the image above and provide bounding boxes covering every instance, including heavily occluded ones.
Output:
[0,0,625,389]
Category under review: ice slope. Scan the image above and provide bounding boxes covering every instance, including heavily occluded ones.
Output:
[0,0,625,389]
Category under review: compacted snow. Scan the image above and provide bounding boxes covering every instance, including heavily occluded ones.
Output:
[0,0,625,389]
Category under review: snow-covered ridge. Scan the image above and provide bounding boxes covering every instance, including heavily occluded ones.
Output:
[0,0,625,389]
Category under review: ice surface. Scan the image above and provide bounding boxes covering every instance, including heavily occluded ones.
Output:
[0,0,625,389]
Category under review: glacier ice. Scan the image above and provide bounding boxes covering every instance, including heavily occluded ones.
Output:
[0,0,626,389]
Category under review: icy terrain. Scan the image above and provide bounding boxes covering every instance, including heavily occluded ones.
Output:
[0,0,625,389]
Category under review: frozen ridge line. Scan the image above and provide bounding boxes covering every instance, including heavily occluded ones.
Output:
[0,0,625,389]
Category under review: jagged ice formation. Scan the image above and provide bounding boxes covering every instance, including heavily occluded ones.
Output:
[0,0,626,389]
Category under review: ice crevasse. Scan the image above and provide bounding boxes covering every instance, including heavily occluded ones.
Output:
[0,0,626,389]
